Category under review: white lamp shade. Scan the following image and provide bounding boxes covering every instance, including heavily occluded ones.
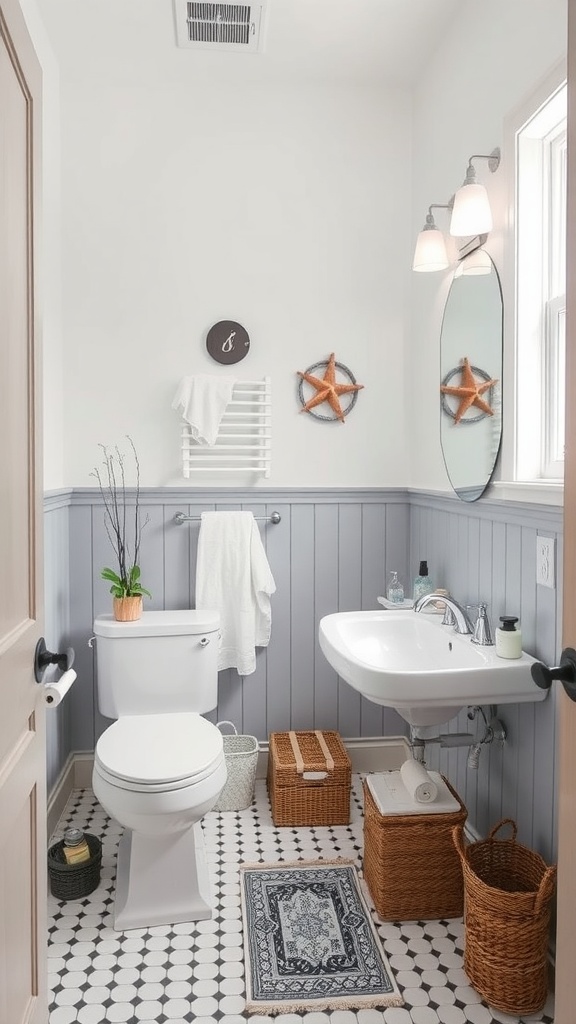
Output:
[450,182,493,236]
[412,228,449,272]
[460,248,492,276]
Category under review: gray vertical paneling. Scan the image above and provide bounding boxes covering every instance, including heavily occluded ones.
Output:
[48,486,561,863]
[337,504,363,737]
[409,492,561,862]
[239,503,268,740]
[290,505,316,729]
[69,504,96,753]
[264,503,292,734]
[314,504,340,731]
[163,504,191,610]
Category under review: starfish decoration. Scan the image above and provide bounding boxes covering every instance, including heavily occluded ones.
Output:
[297,353,364,423]
[440,357,498,424]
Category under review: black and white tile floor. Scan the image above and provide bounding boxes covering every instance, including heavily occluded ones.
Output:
[48,776,555,1024]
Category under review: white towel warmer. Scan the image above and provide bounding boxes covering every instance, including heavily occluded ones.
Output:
[180,377,271,478]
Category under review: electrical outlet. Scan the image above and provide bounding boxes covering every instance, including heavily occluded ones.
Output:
[536,536,556,589]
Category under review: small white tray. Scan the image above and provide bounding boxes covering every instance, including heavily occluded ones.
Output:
[377,596,414,610]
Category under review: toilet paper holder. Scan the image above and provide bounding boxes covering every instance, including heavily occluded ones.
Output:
[34,637,75,683]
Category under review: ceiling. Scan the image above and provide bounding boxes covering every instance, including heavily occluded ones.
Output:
[39,0,462,86]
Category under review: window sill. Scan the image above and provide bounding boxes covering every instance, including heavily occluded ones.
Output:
[490,479,564,506]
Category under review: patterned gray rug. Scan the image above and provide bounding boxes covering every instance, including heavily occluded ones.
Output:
[239,859,404,1014]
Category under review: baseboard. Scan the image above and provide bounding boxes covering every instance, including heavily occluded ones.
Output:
[47,751,96,838]
[47,735,412,830]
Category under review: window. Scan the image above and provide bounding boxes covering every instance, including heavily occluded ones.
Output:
[514,81,566,486]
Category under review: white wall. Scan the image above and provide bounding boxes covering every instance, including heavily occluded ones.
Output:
[409,0,567,492]
[59,80,412,487]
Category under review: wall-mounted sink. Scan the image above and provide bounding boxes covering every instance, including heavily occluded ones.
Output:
[319,609,547,727]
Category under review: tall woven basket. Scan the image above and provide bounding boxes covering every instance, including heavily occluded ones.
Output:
[453,819,556,1016]
[213,721,259,811]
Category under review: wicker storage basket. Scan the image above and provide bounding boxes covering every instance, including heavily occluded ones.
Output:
[268,730,351,826]
[453,818,556,1016]
[47,834,102,900]
[363,776,467,921]
[213,721,259,811]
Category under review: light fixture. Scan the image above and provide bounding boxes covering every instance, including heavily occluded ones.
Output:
[412,201,453,273]
[450,148,501,237]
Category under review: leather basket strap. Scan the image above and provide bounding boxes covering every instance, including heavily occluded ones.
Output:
[288,731,305,774]
[314,730,335,771]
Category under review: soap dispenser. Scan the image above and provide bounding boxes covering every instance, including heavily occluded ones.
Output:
[386,571,404,604]
[495,616,522,659]
[413,560,434,602]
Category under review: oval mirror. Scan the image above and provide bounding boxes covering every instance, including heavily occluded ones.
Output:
[439,251,503,501]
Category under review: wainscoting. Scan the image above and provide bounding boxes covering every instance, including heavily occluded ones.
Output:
[44,486,562,861]
[409,491,562,864]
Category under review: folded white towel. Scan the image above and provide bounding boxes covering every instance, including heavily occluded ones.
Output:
[367,771,459,816]
[172,374,237,445]
[195,511,276,676]
[399,758,439,803]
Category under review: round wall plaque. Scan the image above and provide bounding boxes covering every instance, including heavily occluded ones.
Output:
[206,320,250,365]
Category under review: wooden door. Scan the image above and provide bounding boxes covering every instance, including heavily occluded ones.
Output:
[555,1,576,1019]
[0,2,46,1024]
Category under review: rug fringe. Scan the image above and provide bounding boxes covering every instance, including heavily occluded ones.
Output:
[239,857,358,870]
[245,995,405,1015]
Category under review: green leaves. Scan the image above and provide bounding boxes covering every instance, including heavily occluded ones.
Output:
[101,565,152,599]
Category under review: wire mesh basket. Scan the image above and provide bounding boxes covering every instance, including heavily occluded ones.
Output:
[213,721,259,811]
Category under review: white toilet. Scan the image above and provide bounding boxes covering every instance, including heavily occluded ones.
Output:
[92,609,227,931]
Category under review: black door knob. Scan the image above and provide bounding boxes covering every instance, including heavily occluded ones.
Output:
[531,647,576,702]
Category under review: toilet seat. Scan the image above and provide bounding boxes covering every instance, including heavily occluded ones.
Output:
[95,713,224,793]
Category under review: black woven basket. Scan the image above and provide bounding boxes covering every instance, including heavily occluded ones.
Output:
[47,834,102,900]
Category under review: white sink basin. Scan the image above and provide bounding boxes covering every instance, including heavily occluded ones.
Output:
[318,609,547,727]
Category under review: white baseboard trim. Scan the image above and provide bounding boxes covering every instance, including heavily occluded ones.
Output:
[47,751,96,838]
[48,734,412,826]
[255,733,411,778]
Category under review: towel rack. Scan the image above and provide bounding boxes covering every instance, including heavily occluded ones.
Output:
[174,510,281,526]
[180,377,271,478]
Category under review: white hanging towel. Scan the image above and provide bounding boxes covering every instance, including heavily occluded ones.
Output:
[172,374,237,445]
[196,511,276,675]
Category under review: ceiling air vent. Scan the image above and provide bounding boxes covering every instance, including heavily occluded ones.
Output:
[174,1,267,53]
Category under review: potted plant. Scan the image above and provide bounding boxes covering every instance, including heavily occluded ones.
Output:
[91,437,151,621]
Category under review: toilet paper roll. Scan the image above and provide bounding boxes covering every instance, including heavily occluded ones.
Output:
[44,669,77,708]
[399,757,438,803]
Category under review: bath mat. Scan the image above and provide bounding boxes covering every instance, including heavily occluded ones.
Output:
[239,859,404,1013]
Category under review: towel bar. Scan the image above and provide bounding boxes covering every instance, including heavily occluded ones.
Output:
[180,376,271,478]
[174,510,281,526]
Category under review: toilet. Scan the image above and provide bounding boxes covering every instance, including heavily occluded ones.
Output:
[92,609,227,931]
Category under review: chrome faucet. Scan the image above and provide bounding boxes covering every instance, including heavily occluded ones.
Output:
[413,593,474,635]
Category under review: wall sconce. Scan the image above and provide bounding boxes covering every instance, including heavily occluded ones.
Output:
[412,201,453,273]
[449,148,501,237]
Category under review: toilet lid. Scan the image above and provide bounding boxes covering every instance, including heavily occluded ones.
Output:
[95,713,223,785]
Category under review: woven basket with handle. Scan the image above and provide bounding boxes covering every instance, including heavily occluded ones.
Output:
[453,818,556,1016]
[213,721,259,812]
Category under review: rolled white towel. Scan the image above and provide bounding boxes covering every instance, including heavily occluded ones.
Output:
[399,758,438,803]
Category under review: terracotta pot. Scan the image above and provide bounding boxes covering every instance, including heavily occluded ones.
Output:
[113,596,143,622]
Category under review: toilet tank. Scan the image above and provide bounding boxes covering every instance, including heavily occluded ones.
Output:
[93,610,220,719]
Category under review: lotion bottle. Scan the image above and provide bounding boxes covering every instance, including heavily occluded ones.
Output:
[495,616,522,659]
[413,560,434,602]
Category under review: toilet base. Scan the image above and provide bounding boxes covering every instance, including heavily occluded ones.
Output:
[114,821,212,930]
